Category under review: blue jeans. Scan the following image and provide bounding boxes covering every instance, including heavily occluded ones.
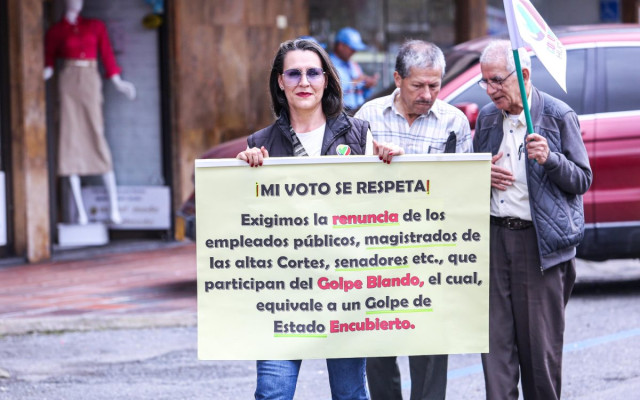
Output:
[255,358,369,400]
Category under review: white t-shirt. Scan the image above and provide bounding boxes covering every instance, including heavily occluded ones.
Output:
[296,124,326,156]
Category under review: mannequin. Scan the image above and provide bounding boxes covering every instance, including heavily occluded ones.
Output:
[44,0,135,225]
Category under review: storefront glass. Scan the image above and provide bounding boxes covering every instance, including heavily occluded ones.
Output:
[308,0,455,94]
[45,0,170,248]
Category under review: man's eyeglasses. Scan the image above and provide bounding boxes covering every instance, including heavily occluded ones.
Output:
[477,70,516,90]
[282,68,325,87]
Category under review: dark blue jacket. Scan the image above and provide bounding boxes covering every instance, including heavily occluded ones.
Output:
[473,87,592,270]
[247,111,369,156]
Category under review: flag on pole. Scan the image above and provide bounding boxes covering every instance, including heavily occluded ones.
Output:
[503,0,567,92]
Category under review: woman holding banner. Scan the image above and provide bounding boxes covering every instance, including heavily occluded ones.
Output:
[237,38,401,400]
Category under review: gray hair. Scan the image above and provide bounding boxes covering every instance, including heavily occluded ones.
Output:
[395,40,446,78]
[480,40,532,79]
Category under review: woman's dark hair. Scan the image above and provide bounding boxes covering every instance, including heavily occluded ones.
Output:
[269,38,343,119]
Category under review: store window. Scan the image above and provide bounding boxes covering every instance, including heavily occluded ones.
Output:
[44,0,170,248]
[309,0,456,96]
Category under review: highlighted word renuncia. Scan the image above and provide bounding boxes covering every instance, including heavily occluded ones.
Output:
[333,210,399,228]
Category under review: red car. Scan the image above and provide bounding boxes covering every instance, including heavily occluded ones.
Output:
[440,24,640,261]
[183,24,640,261]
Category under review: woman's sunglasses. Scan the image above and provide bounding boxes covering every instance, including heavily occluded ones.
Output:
[282,68,325,87]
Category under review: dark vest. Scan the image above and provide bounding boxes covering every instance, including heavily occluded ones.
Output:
[247,112,369,156]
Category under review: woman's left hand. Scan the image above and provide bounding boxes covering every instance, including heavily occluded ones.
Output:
[237,146,269,167]
[373,140,404,164]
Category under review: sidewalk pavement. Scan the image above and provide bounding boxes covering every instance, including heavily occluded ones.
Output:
[0,242,197,336]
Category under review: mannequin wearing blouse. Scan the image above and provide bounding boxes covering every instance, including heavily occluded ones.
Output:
[44,0,135,225]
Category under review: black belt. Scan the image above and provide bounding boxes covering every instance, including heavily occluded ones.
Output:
[490,216,533,230]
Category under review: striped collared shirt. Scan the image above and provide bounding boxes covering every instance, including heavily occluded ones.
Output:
[355,88,472,154]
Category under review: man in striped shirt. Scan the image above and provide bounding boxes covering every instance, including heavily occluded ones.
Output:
[356,40,471,157]
[355,40,472,400]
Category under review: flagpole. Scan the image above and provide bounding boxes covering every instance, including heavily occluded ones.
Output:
[504,0,565,135]
[512,49,534,135]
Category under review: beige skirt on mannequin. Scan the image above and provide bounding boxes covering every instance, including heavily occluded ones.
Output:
[57,63,113,176]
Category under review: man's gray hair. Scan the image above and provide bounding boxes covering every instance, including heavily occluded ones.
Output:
[395,40,446,78]
[480,40,532,78]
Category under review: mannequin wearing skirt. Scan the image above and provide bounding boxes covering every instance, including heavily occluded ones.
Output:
[44,0,135,225]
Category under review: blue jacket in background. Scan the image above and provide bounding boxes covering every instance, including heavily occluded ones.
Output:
[330,53,370,111]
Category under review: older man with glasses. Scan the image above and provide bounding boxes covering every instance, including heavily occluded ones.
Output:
[478,69,516,90]
[473,40,592,400]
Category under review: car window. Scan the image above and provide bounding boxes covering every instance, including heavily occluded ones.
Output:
[443,51,481,86]
[604,46,640,113]
[447,77,488,110]
[448,49,587,115]
[531,49,586,115]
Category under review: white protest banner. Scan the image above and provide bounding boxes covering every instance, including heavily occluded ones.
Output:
[196,154,490,360]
